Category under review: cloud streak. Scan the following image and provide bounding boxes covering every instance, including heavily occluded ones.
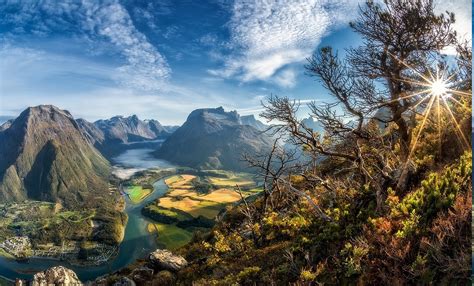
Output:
[210,0,358,87]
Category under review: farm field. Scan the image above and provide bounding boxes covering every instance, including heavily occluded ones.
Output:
[141,171,261,250]
[158,172,260,218]
[147,222,193,250]
[125,185,153,204]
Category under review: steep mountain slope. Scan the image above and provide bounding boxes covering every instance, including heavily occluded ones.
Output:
[155,107,272,171]
[240,115,268,131]
[0,105,111,208]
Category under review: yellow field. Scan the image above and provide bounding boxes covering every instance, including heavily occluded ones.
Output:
[158,196,222,219]
[155,172,260,223]
[199,188,241,203]
[167,189,197,197]
[165,174,195,188]
[207,174,255,187]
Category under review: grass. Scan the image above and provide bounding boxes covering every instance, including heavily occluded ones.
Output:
[126,185,153,204]
[146,205,191,221]
[0,248,15,259]
[147,222,193,250]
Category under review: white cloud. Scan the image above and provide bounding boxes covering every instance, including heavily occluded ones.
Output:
[434,0,472,42]
[434,0,472,55]
[272,68,297,88]
[0,0,171,91]
[210,0,359,87]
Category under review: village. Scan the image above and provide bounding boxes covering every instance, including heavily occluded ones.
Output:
[0,235,118,265]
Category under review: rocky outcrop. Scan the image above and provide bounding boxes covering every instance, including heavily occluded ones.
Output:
[30,266,82,286]
[149,249,188,272]
[90,249,187,285]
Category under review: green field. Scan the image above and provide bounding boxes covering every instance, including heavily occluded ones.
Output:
[147,222,193,250]
[145,204,191,221]
[126,185,153,204]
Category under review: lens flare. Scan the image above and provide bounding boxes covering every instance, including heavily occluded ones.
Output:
[429,78,448,97]
[385,51,470,188]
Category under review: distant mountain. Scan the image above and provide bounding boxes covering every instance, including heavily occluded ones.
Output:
[0,105,111,208]
[94,115,171,143]
[77,115,175,158]
[0,115,14,124]
[240,115,268,131]
[301,116,324,134]
[0,119,13,132]
[155,107,272,171]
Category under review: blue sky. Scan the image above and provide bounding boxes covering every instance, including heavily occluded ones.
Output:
[0,0,471,125]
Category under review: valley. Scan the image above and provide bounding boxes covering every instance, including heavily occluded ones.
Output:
[0,105,265,282]
[0,147,261,282]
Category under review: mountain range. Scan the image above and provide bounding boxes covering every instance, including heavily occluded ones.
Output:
[77,115,176,158]
[0,105,272,206]
[155,107,272,171]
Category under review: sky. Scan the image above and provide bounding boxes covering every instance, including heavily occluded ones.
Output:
[0,0,471,125]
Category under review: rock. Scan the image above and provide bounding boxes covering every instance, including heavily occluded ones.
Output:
[15,279,26,286]
[130,266,154,283]
[31,266,82,286]
[149,249,188,272]
[112,277,136,286]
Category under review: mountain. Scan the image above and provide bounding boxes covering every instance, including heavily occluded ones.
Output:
[240,115,268,131]
[301,116,324,134]
[155,107,272,171]
[94,115,171,143]
[77,115,174,158]
[0,105,111,208]
[0,119,13,132]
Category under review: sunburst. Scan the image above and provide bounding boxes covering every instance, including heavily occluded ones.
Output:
[385,51,471,187]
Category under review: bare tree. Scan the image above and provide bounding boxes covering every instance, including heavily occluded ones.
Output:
[259,0,463,211]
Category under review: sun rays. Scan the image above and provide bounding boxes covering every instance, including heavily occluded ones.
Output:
[386,51,471,187]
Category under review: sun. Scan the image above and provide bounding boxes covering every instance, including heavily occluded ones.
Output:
[429,78,448,97]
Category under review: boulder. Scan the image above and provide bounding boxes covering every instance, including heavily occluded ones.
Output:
[31,266,82,286]
[149,249,188,272]
[130,266,154,283]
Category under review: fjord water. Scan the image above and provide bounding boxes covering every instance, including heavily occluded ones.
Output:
[0,148,173,282]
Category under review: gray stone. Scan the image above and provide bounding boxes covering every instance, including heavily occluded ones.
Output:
[149,249,188,272]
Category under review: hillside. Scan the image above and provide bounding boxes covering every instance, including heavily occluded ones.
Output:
[155,107,273,171]
[0,105,111,208]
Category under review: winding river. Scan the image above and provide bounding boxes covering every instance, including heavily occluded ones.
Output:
[0,148,175,282]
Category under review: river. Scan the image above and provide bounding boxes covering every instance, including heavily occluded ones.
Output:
[0,148,175,282]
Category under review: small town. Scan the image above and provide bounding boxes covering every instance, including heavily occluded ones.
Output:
[0,235,118,265]
[0,236,32,258]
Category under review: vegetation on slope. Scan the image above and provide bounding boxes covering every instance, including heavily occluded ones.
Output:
[172,1,472,284]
